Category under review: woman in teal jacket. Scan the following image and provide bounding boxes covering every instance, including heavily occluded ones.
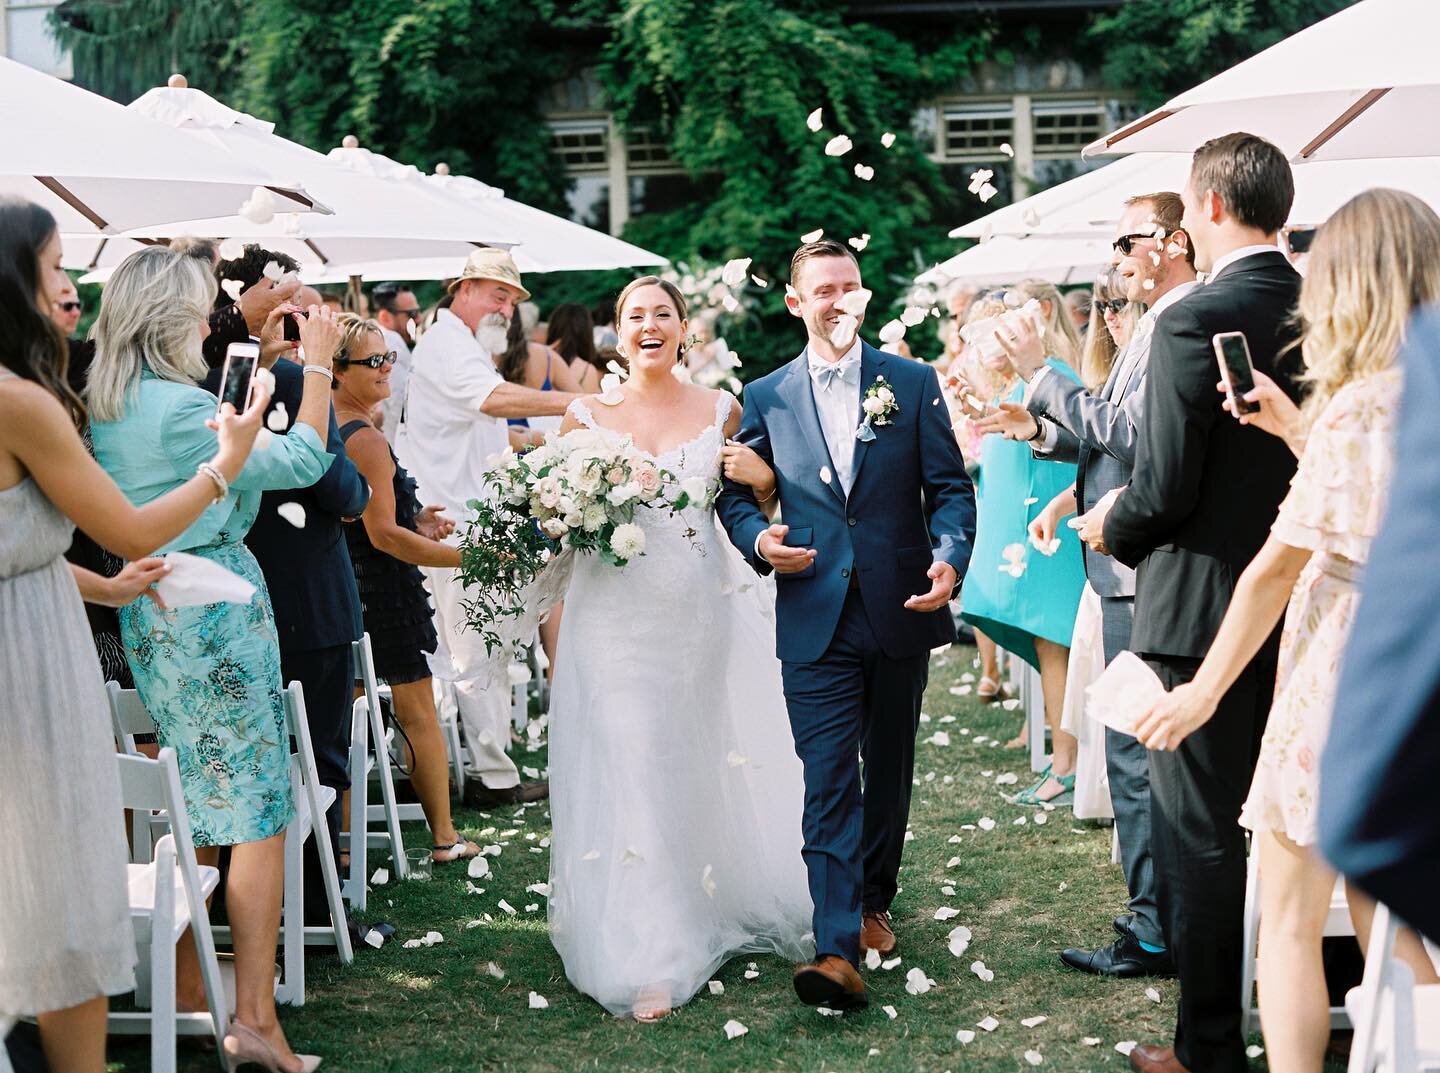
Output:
[88,246,340,1072]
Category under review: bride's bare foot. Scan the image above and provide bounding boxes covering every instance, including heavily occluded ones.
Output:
[634,985,672,1022]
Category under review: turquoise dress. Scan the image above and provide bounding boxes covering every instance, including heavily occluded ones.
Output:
[91,370,332,846]
[960,359,1087,669]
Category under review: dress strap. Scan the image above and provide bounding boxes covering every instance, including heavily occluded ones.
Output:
[338,419,370,444]
[568,397,598,430]
[712,390,733,432]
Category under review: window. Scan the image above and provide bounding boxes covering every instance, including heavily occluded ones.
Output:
[940,101,1015,161]
[1031,98,1108,157]
[625,128,680,175]
[549,119,609,174]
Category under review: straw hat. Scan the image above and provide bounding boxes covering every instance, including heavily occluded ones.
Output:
[447,247,531,300]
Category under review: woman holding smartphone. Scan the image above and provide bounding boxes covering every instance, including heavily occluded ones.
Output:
[86,245,341,1073]
[0,199,269,1073]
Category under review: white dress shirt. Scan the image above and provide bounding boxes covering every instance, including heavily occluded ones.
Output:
[378,327,413,449]
[807,338,864,494]
[396,308,508,520]
[1206,243,1281,282]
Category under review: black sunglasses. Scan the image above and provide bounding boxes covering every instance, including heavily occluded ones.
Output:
[1096,299,1128,314]
[337,350,398,369]
[1111,233,1157,256]
[56,300,82,313]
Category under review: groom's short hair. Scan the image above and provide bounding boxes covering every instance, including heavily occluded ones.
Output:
[790,239,860,291]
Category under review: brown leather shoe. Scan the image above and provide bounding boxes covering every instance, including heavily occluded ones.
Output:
[463,779,549,808]
[793,955,868,1010]
[860,910,897,957]
[1128,1044,1191,1073]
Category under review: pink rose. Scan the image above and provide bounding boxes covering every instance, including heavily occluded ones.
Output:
[605,465,626,485]
[634,462,662,495]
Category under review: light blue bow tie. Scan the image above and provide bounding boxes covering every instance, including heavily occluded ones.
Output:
[810,357,860,390]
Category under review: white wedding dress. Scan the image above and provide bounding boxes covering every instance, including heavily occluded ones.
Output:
[547,394,813,1017]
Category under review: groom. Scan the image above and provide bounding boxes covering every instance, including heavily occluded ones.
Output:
[718,240,976,1009]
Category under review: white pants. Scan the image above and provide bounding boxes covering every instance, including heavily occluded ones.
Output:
[422,563,519,790]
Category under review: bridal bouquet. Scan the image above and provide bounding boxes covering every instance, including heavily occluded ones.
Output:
[458,428,716,653]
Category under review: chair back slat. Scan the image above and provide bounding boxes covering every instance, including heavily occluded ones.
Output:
[107,681,158,753]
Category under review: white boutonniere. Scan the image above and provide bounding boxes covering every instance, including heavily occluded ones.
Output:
[856,375,899,442]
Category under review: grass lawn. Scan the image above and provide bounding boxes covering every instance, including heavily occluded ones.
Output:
[108,645,1257,1073]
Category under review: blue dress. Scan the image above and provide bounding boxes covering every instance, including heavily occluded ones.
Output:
[91,370,332,846]
[960,359,1087,669]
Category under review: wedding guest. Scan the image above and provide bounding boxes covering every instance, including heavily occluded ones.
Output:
[54,279,82,337]
[1096,133,1302,1073]
[1065,288,1092,339]
[0,198,267,1073]
[1134,190,1440,1072]
[547,302,602,392]
[330,313,481,862]
[205,241,301,366]
[1321,308,1440,946]
[371,281,420,445]
[199,253,375,940]
[1076,269,1135,391]
[498,304,585,435]
[590,296,619,349]
[398,249,579,807]
[87,245,338,1073]
[955,293,1087,805]
[982,193,1199,974]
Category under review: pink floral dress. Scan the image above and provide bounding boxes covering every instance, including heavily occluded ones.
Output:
[1240,369,1400,846]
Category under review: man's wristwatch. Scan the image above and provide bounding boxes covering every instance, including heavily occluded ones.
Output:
[1026,415,1047,443]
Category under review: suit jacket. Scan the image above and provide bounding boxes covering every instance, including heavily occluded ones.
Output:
[1319,309,1440,940]
[200,358,368,653]
[1026,336,1152,598]
[716,342,976,664]
[1102,251,1302,659]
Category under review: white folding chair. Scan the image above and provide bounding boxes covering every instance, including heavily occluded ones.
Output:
[110,750,229,1073]
[343,635,409,908]
[1240,847,1355,1038]
[509,661,531,734]
[1347,902,1440,1073]
[433,677,466,795]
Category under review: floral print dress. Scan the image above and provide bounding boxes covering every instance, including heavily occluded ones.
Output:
[1240,369,1400,846]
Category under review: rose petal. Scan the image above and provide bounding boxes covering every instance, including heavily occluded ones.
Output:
[801,229,824,243]
[709,980,724,995]
[1116,1042,1138,1056]
[218,238,246,262]
[1082,1037,1102,1047]
[956,1030,976,1044]
[848,234,870,251]
[1024,1050,1044,1066]
[1022,1016,1048,1028]
[276,502,306,528]
[529,991,549,1009]
[853,164,874,181]
[824,134,853,157]
[221,279,244,302]
[934,906,960,921]
[721,257,752,288]
[978,1016,1000,1032]
[883,1005,898,1020]
[701,864,718,898]
[807,108,823,132]
[723,1019,748,1040]
[864,947,882,970]
[881,131,897,148]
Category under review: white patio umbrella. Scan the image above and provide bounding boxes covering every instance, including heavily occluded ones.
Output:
[66,81,520,272]
[917,235,1113,290]
[1085,0,1440,162]
[952,152,1440,243]
[316,144,667,278]
[0,57,321,233]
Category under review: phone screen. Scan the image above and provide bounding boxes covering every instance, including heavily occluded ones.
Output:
[1213,332,1258,416]
[217,342,260,414]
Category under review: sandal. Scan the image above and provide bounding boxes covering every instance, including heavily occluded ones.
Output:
[431,840,482,863]
[1013,766,1076,807]
[977,676,1008,704]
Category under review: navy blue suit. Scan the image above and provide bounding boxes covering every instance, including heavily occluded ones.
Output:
[1319,309,1440,943]
[718,342,975,963]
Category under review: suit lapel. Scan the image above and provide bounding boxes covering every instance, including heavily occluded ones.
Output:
[777,353,846,507]
[847,344,889,494]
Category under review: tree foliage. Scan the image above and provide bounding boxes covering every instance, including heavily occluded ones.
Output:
[1090,0,1361,111]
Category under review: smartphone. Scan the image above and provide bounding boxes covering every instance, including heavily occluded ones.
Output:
[217,341,260,414]
[1213,331,1259,416]
[282,308,307,343]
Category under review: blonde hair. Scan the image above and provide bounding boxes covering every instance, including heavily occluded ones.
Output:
[87,245,216,423]
[334,312,384,363]
[1008,278,1082,369]
[1078,269,1139,391]
[1296,188,1440,424]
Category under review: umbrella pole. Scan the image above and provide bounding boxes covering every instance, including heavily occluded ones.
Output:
[346,274,363,314]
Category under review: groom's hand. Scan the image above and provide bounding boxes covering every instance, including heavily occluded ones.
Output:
[904,561,957,612]
[757,524,816,574]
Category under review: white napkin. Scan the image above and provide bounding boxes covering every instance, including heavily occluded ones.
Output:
[153,551,257,608]
[1084,651,1166,735]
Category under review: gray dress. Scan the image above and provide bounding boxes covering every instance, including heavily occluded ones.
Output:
[0,469,135,1015]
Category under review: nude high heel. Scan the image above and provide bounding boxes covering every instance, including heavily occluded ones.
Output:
[222,1022,322,1073]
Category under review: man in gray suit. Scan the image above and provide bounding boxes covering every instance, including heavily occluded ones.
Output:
[975,191,1198,976]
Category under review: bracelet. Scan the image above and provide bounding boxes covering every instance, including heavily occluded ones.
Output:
[757,487,777,504]
[196,461,228,503]
[303,364,333,382]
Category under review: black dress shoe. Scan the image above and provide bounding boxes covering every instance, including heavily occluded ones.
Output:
[1060,932,1176,978]
[349,917,398,946]
[1114,912,1136,938]
[463,779,549,808]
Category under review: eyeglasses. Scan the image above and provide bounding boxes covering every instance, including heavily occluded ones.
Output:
[1097,299,1128,314]
[56,300,81,313]
[337,350,397,369]
[1112,233,1158,256]
[392,307,421,320]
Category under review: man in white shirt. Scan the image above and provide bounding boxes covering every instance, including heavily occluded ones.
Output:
[371,282,420,447]
[399,249,579,806]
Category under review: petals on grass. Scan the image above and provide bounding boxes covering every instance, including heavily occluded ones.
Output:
[1146,986,1162,1003]
[865,947,882,970]
[956,1030,976,1044]
[881,956,902,971]
[978,1016,1000,1032]
[1022,1016,1048,1028]
[1247,1045,1265,1058]
[364,929,384,949]
[934,906,960,921]
[468,856,491,879]
[1116,1042,1138,1056]
[497,899,517,915]
[882,1005,898,1020]
[1082,1037,1102,1047]
[370,867,389,886]
[709,980,724,995]
[970,960,994,982]
[927,731,951,746]
[1001,699,1022,711]
[744,968,760,980]
[904,967,935,995]
[978,817,996,830]
[1024,1050,1044,1066]
[529,991,549,1010]
[486,962,506,979]
[723,1019,748,1040]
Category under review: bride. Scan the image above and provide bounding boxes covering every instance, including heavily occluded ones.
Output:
[546,276,813,1020]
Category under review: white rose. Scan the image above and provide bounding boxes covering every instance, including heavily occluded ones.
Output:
[877,387,895,407]
[610,522,646,560]
[541,517,568,539]
[563,510,583,529]
[606,481,642,506]
[863,396,886,416]
[556,495,577,516]
[536,476,562,510]
[679,475,710,506]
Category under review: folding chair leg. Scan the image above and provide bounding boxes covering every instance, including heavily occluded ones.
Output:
[346,699,368,911]
[277,818,306,1006]
[152,921,177,1073]
[367,697,408,879]
[1240,848,1260,1039]
[307,774,354,965]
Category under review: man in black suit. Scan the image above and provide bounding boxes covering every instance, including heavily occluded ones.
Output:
[1089,133,1302,1073]
[1320,309,1440,944]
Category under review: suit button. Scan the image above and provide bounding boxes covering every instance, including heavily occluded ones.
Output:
[841,568,850,578]
[848,517,857,526]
